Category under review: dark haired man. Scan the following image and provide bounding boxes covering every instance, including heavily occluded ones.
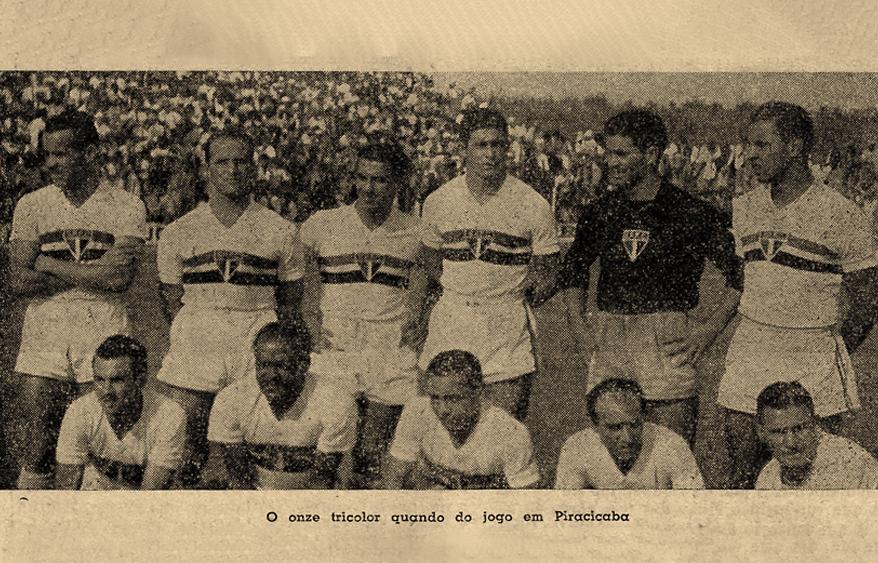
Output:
[207,321,357,489]
[560,109,743,445]
[381,350,541,489]
[55,335,186,490]
[554,377,703,489]
[720,101,878,488]
[755,381,878,489]
[156,129,304,486]
[300,139,426,488]
[417,108,560,421]
[9,110,147,489]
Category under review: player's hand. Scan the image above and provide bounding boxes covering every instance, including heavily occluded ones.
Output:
[95,240,142,269]
[661,325,713,367]
[399,314,428,352]
[312,328,334,353]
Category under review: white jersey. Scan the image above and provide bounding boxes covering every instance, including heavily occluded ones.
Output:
[389,396,541,488]
[554,422,704,490]
[56,393,186,490]
[756,431,878,490]
[733,182,876,328]
[299,204,421,322]
[208,374,357,489]
[421,174,559,301]
[158,201,303,311]
[10,183,147,302]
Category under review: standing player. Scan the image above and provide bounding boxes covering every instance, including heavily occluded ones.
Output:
[208,321,357,489]
[555,378,704,489]
[55,335,186,490]
[417,108,560,421]
[156,129,304,487]
[300,141,426,489]
[560,109,743,444]
[720,102,878,488]
[381,350,541,490]
[8,111,146,489]
[755,381,878,489]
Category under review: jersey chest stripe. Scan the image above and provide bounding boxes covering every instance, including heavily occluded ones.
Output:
[181,271,280,286]
[443,248,532,266]
[743,249,843,274]
[441,229,530,248]
[420,457,507,489]
[317,253,414,270]
[89,454,145,486]
[182,251,279,270]
[247,443,318,473]
[320,270,410,288]
[39,229,115,245]
[739,232,839,260]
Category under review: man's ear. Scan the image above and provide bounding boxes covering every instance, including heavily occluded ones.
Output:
[645,145,661,168]
[786,137,805,160]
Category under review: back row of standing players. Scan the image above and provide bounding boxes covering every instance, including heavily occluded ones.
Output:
[7,102,878,490]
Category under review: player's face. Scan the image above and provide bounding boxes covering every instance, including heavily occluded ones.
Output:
[593,391,644,467]
[425,375,481,434]
[465,128,509,183]
[254,339,309,405]
[604,134,652,193]
[44,129,91,193]
[758,405,819,470]
[93,356,141,417]
[354,158,398,214]
[746,119,799,184]
[207,137,255,200]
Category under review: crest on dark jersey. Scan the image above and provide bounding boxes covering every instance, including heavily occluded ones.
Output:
[622,229,650,262]
[216,257,241,282]
[63,231,92,262]
[467,234,492,259]
[759,232,788,261]
[358,259,382,281]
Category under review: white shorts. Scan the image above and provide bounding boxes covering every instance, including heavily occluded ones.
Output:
[419,294,535,384]
[310,315,418,406]
[157,306,277,393]
[588,310,696,401]
[15,298,130,383]
[718,316,858,417]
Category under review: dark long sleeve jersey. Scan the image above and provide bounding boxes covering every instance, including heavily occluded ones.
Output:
[560,181,743,314]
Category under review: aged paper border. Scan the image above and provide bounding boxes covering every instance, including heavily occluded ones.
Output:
[3,1,878,561]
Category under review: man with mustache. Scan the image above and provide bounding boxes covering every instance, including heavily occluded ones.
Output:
[755,381,878,489]
[560,109,743,445]
[55,335,186,490]
[555,378,703,489]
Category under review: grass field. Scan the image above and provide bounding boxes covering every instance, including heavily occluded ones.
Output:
[4,246,878,488]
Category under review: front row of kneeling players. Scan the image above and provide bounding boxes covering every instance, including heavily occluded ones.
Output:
[54,328,878,490]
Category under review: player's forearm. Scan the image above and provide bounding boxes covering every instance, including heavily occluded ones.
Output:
[9,266,72,299]
[275,280,304,321]
[312,452,343,489]
[698,288,741,345]
[141,466,175,490]
[377,456,413,490]
[220,445,257,489]
[525,253,561,307]
[563,287,591,353]
[159,283,184,323]
[36,256,136,292]
[841,268,878,353]
[54,464,85,490]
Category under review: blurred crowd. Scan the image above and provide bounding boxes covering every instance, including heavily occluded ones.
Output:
[2,71,878,242]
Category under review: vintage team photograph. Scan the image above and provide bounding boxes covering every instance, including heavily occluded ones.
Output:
[2,69,878,492]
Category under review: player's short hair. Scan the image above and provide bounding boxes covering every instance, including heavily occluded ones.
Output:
[44,110,99,151]
[93,335,148,382]
[252,318,312,360]
[203,128,255,164]
[750,101,814,157]
[356,139,412,181]
[424,350,484,390]
[459,107,509,145]
[603,109,668,154]
[756,381,815,420]
[586,378,645,424]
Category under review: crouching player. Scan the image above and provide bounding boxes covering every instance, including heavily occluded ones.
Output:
[55,336,186,490]
[207,321,358,489]
[381,350,542,489]
[555,378,704,489]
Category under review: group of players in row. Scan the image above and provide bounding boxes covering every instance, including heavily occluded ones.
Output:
[7,101,878,490]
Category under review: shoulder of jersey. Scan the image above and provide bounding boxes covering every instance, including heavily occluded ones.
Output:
[105,185,147,210]
[152,392,187,422]
[15,184,59,208]
[815,181,863,211]
[424,175,465,204]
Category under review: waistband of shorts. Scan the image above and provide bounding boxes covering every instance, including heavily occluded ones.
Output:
[739,313,836,332]
[439,291,524,308]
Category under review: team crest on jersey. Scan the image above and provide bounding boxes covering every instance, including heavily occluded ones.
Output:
[467,234,491,259]
[63,230,93,262]
[622,229,650,262]
[215,257,241,282]
[759,232,788,261]
[358,258,381,281]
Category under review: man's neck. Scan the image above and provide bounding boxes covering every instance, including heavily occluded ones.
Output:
[354,200,392,230]
[770,160,813,208]
[266,387,304,419]
[446,411,482,448]
[780,463,814,487]
[208,190,249,227]
[465,172,505,201]
[626,174,663,202]
[612,447,642,476]
[106,394,144,439]
[62,173,99,207]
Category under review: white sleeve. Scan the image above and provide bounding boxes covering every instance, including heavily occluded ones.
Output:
[502,421,541,489]
[116,196,149,240]
[665,433,704,490]
[836,202,877,272]
[277,223,305,282]
[554,433,588,489]
[156,225,183,284]
[10,195,39,242]
[530,195,560,256]
[56,400,90,466]
[207,388,244,444]
[420,195,445,250]
[146,401,187,470]
[316,387,358,454]
[388,399,426,463]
